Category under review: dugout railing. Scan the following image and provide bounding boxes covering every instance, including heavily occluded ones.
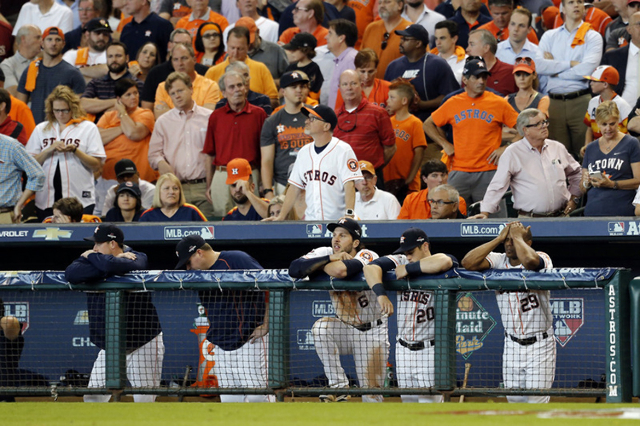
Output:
[0,268,632,402]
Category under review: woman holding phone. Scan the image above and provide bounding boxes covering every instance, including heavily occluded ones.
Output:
[581,101,640,216]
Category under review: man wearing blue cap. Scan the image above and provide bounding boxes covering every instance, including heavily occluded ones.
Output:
[65,223,164,403]
[269,104,362,221]
[174,234,273,403]
[363,227,458,403]
[384,24,459,121]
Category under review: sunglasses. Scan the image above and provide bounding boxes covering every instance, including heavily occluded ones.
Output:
[515,56,534,66]
[381,32,390,50]
[337,112,357,133]
[202,33,220,39]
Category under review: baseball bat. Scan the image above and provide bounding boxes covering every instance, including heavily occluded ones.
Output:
[459,362,471,403]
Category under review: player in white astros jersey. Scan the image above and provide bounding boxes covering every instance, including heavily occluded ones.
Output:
[268,105,362,221]
[288,218,388,402]
[364,228,458,403]
[462,221,555,403]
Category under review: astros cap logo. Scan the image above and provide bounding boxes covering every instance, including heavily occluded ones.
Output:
[232,168,239,175]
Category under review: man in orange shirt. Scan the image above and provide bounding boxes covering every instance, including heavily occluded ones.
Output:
[348,0,376,48]
[423,58,518,207]
[0,71,36,141]
[398,160,467,219]
[361,0,412,79]
[175,0,229,40]
[279,0,329,47]
[478,0,539,43]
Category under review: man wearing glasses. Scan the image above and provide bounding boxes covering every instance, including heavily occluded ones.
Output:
[361,0,411,78]
[470,108,582,219]
[427,184,465,219]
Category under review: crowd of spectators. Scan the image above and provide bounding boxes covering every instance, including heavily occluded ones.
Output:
[2,0,640,223]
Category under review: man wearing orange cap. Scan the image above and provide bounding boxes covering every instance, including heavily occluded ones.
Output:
[581,65,631,156]
[238,16,290,81]
[354,160,401,220]
[223,158,270,221]
[16,27,86,123]
[175,0,229,39]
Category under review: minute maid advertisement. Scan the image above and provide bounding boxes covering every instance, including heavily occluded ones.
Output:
[455,292,497,359]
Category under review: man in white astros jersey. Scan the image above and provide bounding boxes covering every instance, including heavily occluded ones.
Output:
[363,227,458,403]
[462,221,555,403]
[288,218,387,402]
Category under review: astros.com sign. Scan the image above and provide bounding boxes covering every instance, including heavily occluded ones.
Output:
[460,223,507,237]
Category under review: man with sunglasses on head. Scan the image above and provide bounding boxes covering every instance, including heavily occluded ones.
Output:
[469,108,582,219]
[334,69,396,190]
[269,105,362,221]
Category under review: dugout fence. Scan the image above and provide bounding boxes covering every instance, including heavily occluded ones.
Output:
[0,268,632,402]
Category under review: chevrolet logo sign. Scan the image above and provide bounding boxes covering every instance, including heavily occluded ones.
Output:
[33,228,73,241]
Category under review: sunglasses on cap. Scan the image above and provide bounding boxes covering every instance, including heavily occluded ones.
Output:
[515,56,534,66]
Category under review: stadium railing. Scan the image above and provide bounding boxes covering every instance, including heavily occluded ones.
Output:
[0,268,632,402]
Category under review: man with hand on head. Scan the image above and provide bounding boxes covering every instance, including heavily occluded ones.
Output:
[289,218,387,402]
[461,221,555,403]
[223,158,270,221]
[175,234,274,403]
[363,227,457,402]
[65,224,164,403]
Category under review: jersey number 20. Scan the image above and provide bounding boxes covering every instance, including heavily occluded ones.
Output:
[417,307,435,323]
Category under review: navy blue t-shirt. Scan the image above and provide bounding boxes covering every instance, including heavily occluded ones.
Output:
[223,204,264,221]
[120,13,173,66]
[199,251,266,351]
[582,134,640,216]
[384,54,460,121]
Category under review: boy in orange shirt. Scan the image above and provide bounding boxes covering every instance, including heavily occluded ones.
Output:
[383,80,427,203]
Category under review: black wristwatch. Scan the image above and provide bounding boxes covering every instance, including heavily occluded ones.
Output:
[345,209,354,217]
[261,188,273,197]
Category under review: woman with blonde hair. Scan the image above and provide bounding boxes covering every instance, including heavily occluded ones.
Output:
[581,101,640,216]
[26,85,106,221]
[138,173,207,221]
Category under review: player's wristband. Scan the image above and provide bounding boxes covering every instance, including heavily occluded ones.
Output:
[371,283,386,297]
[405,261,422,277]
[343,259,364,276]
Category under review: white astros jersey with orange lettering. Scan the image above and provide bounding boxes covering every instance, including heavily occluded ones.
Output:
[287,137,363,221]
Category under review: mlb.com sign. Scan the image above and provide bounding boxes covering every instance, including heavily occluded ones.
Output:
[609,221,640,236]
[164,226,214,240]
[460,223,507,237]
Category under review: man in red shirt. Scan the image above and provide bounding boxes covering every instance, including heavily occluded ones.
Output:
[203,70,267,217]
[334,69,396,189]
[466,28,516,95]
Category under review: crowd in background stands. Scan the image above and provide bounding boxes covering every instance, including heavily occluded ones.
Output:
[1,0,640,223]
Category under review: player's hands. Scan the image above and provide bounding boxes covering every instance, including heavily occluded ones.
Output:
[81,250,95,258]
[249,323,268,343]
[508,221,529,241]
[395,264,408,280]
[496,222,511,243]
[116,252,137,260]
[378,295,394,317]
[543,51,554,60]
[487,146,506,165]
[329,252,353,262]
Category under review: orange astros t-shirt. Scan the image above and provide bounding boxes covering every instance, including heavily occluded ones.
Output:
[430,91,518,173]
[384,114,427,193]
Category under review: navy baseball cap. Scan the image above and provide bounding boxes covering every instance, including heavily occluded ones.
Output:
[84,224,124,245]
[393,228,429,254]
[116,181,141,198]
[280,70,310,89]
[301,105,338,131]
[283,32,317,50]
[395,24,430,45]
[463,58,491,78]
[328,218,362,241]
[175,234,207,269]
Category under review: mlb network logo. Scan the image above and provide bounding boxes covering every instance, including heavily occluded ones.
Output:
[4,302,29,333]
[551,298,584,347]
[163,226,214,240]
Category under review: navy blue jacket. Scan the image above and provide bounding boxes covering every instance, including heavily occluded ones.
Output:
[199,251,266,351]
[65,248,162,351]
